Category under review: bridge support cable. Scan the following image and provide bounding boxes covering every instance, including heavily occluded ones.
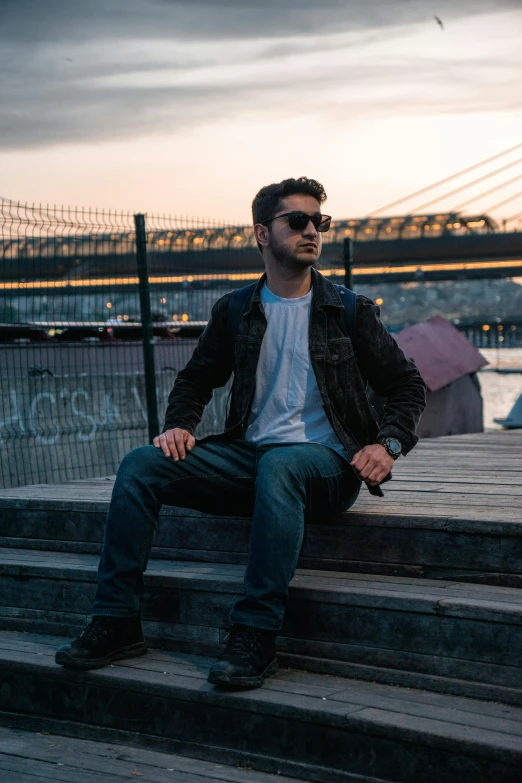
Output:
[452,172,522,212]
[409,157,522,214]
[482,190,522,215]
[367,142,522,216]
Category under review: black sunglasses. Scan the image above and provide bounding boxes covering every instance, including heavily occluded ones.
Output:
[261,211,332,233]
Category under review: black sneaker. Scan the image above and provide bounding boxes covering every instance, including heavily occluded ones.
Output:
[55,616,147,670]
[207,623,278,689]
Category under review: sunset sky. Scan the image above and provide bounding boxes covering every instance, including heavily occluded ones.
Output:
[1,0,521,225]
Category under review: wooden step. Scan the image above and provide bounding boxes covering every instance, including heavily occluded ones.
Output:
[1,548,522,705]
[1,491,522,586]
[0,724,304,783]
[1,630,522,783]
[2,431,521,586]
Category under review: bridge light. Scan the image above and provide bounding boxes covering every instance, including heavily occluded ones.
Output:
[106,302,112,308]
[160,298,167,304]
[482,324,490,331]
[376,298,384,305]
[182,313,189,322]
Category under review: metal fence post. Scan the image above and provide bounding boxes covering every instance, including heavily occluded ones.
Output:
[344,237,354,290]
[134,213,160,442]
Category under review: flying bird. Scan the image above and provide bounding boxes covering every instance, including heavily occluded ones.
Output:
[434,16,444,30]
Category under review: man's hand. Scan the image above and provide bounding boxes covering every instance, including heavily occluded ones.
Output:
[153,428,195,461]
[350,444,394,487]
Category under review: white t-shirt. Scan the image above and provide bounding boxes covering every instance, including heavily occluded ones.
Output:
[244,283,348,461]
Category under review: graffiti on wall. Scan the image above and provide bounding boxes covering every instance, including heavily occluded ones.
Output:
[0,384,159,446]
[0,386,145,445]
[0,375,228,448]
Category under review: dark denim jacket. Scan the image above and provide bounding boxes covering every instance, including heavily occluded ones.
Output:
[163,268,427,495]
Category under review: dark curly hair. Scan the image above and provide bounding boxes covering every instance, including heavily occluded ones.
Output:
[251,176,327,227]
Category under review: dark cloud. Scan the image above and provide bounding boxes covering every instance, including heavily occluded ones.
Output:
[0,0,520,150]
[1,0,518,43]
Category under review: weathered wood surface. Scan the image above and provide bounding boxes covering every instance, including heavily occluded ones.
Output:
[0,431,521,585]
[1,549,522,703]
[0,725,303,783]
[1,631,522,783]
[1,430,521,522]
[1,432,522,782]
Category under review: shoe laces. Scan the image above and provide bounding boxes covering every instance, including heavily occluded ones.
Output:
[225,624,271,658]
[80,618,111,642]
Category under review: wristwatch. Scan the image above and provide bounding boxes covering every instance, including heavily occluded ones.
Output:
[377,437,402,460]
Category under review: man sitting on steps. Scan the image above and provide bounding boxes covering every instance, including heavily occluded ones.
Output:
[55,176,426,689]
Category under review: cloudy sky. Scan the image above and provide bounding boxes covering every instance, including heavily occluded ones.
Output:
[1,0,521,223]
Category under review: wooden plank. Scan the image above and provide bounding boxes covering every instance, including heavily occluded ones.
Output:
[2,636,522,766]
[0,726,302,783]
[384,483,522,496]
[3,627,522,722]
[0,630,520,732]
[0,717,359,783]
[278,649,522,708]
[0,758,123,783]
[4,549,522,606]
[3,555,522,693]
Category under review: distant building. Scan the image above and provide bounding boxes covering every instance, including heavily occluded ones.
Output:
[394,316,487,438]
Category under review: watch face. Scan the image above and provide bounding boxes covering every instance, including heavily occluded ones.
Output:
[388,438,401,456]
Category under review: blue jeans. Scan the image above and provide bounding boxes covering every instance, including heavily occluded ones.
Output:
[94,439,360,630]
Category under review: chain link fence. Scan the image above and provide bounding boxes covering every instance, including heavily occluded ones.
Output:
[0,200,267,489]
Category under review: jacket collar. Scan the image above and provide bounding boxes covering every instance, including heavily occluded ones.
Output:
[244,266,344,314]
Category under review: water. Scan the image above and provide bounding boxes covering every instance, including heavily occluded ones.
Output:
[478,349,522,431]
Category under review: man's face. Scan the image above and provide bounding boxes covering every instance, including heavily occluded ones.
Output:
[260,193,323,269]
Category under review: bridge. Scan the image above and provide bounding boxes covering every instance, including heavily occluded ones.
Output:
[1,143,521,290]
